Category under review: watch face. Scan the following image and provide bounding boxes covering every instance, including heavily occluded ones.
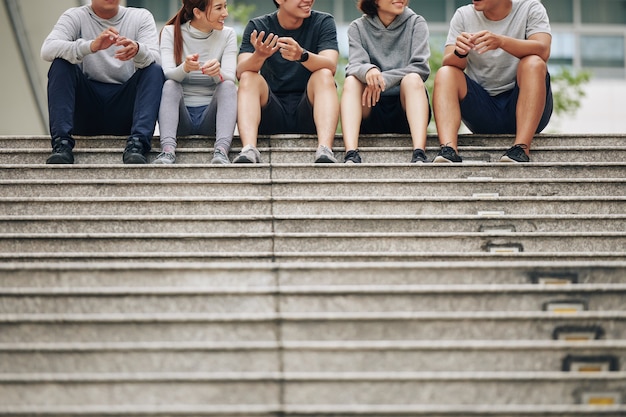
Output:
[300,50,309,62]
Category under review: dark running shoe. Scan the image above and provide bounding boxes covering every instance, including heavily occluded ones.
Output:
[500,144,530,163]
[433,146,462,163]
[344,149,362,164]
[411,148,427,163]
[123,136,148,164]
[46,138,74,164]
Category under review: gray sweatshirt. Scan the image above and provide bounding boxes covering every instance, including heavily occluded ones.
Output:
[345,7,430,95]
[41,5,160,85]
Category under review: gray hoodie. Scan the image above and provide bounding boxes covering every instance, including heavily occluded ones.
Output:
[345,7,430,96]
[41,5,160,85]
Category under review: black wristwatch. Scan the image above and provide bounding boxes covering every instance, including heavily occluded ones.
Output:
[298,49,309,63]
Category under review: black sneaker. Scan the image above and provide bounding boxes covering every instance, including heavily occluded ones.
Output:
[123,136,148,164]
[46,138,74,164]
[411,148,427,163]
[433,146,462,163]
[344,149,362,164]
[500,144,530,163]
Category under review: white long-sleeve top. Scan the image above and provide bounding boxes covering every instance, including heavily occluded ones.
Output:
[160,22,237,107]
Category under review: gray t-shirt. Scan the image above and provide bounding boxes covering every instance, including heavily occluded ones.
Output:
[446,0,551,96]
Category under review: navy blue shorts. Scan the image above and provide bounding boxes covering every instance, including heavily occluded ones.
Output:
[460,73,553,134]
[361,90,432,134]
[258,90,316,135]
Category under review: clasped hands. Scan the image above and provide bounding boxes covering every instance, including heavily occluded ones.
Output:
[183,53,221,78]
[91,27,139,61]
[455,30,503,56]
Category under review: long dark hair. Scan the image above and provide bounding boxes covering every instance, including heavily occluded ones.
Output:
[357,0,378,17]
[163,0,211,66]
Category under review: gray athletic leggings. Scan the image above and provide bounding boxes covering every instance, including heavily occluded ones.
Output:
[158,79,237,153]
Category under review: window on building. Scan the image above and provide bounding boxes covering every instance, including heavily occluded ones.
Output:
[542,0,574,23]
[410,0,446,23]
[581,0,626,24]
[127,0,173,22]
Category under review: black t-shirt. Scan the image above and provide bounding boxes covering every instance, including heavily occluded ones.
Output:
[239,10,338,94]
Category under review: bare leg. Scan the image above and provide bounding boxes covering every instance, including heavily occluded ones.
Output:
[237,71,270,148]
[340,75,370,151]
[400,73,430,151]
[307,68,339,149]
[433,65,468,152]
[515,55,548,155]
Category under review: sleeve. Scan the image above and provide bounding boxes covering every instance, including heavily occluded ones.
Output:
[445,9,464,47]
[160,25,187,82]
[133,9,161,68]
[382,16,431,89]
[40,9,93,64]
[345,20,378,83]
[220,29,238,82]
[526,1,551,38]
[315,13,339,53]
[238,20,257,55]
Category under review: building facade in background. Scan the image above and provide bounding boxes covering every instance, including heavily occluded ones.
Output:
[3,0,626,134]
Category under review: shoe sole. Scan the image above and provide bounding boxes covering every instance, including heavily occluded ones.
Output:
[123,154,148,164]
[433,156,457,163]
[46,156,73,164]
[500,156,528,163]
[233,157,255,164]
[315,156,337,163]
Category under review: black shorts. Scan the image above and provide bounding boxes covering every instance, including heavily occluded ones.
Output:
[360,90,432,134]
[258,90,316,134]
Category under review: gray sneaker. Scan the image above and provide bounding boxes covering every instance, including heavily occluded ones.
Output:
[211,148,231,164]
[233,145,261,163]
[315,145,337,163]
[153,152,176,164]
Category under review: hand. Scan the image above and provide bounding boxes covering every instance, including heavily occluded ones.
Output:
[183,53,201,73]
[276,37,302,62]
[251,30,279,58]
[363,68,384,107]
[455,32,474,56]
[114,36,140,61]
[469,30,503,54]
[201,58,221,77]
[90,27,119,53]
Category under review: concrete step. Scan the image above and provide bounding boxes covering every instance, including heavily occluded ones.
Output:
[1,214,624,234]
[1,261,625,285]
[1,231,624,254]
[4,145,625,164]
[1,311,624,343]
[2,285,625,315]
[1,177,624,198]
[1,340,623,373]
[0,405,624,417]
[2,196,624,216]
[0,371,623,407]
[2,163,626,181]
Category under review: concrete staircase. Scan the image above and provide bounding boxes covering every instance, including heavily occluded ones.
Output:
[0,134,624,416]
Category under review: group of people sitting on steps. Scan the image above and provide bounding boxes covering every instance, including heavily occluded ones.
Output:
[42,0,552,165]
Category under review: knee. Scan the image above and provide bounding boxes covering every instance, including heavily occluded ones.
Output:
[342,75,363,94]
[218,79,237,94]
[518,55,547,77]
[140,63,165,82]
[434,65,463,89]
[238,71,264,90]
[400,72,425,89]
[309,68,336,90]
[48,58,75,78]
[162,79,182,95]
